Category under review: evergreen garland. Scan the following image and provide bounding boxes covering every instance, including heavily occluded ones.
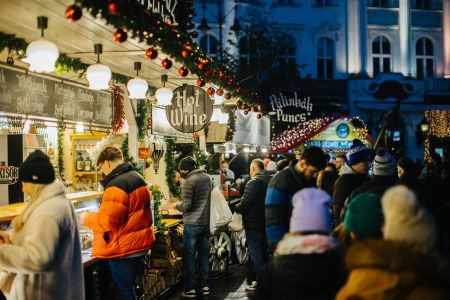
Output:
[148,185,167,232]
[57,119,65,179]
[121,134,143,176]
[136,99,149,140]
[164,138,181,198]
[193,136,211,173]
[225,108,236,142]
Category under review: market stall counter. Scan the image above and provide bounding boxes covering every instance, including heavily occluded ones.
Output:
[0,191,183,300]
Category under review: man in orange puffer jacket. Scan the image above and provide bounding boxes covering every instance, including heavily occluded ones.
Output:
[82,146,155,300]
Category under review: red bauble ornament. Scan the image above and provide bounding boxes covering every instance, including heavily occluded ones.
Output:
[218,72,225,79]
[236,100,243,107]
[207,87,215,96]
[190,31,199,38]
[228,79,235,86]
[257,113,262,119]
[204,68,213,77]
[216,89,224,96]
[181,46,193,58]
[113,29,128,43]
[196,78,206,87]
[146,47,158,59]
[108,1,123,15]
[178,66,189,77]
[66,4,82,22]
[224,93,231,100]
[242,103,248,110]
[235,87,242,94]
[161,58,172,70]
[252,106,258,112]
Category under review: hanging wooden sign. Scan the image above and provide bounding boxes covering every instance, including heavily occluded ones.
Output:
[165,85,213,133]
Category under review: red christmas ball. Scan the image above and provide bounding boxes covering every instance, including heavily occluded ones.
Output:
[204,68,213,77]
[161,58,173,70]
[216,88,224,96]
[66,4,82,22]
[252,106,258,112]
[108,1,123,15]
[236,100,242,107]
[178,66,189,77]
[207,87,215,96]
[146,47,158,59]
[196,78,206,87]
[228,79,235,86]
[242,103,248,110]
[235,87,242,94]
[224,93,231,100]
[190,31,199,38]
[113,29,128,43]
[181,46,193,58]
[218,72,225,80]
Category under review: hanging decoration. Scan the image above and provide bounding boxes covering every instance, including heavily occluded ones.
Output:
[113,28,128,43]
[148,185,167,231]
[122,134,143,176]
[66,4,83,21]
[57,118,65,179]
[192,133,211,173]
[181,45,193,58]
[148,135,166,174]
[225,109,236,142]
[161,58,173,70]
[136,98,149,140]
[196,78,206,87]
[145,47,158,59]
[178,66,189,77]
[164,138,181,198]
[207,87,215,96]
[112,85,125,133]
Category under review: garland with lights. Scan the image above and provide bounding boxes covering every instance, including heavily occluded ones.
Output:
[136,99,149,140]
[57,119,65,179]
[225,108,236,142]
[164,138,181,198]
[424,110,450,160]
[122,134,143,176]
[69,0,258,106]
[192,133,211,173]
[112,85,125,133]
[148,185,167,231]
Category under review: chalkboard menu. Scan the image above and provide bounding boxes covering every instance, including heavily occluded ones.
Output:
[0,66,112,126]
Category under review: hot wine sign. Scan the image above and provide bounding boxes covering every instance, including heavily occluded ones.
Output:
[165,85,213,133]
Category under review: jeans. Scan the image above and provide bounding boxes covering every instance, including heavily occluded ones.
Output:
[183,224,210,290]
[246,229,269,282]
[108,255,145,300]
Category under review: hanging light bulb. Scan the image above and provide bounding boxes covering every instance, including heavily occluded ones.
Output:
[155,74,173,106]
[127,62,148,99]
[25,16,59,73]
[86,44,111,90]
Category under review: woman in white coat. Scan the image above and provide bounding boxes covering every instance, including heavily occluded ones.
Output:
[0,150,84,300]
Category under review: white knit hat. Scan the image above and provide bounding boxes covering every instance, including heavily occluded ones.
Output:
[381,186,437,250]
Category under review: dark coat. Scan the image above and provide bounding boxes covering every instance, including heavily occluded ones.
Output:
[256,239,345,300]
[333,166,368,226]
[336,239,450,300]
[265,160,317,245]
[397,172,420,191]
[234,170,272,230]
[351,175,397,198]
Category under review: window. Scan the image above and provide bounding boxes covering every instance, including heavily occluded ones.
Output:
[414,0,431,9]
[278,0,296,4]
[239,36,257,69]
[416,37,434,79]
[369,0,388,7]
[315,0,333,5]
[372,36,391,76]
[200,34,218,58]
[278,35,297,77]
[317,37,334,79]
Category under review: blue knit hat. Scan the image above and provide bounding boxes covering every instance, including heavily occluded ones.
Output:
[346,139,373,166]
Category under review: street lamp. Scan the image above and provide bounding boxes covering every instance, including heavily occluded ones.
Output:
[197,0,241,60]
[420,117,429,133]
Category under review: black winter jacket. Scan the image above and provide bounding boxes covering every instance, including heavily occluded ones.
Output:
[234,171,272,230]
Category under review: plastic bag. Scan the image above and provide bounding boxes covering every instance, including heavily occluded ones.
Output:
[228,212,243,232]
[210,186,232,234]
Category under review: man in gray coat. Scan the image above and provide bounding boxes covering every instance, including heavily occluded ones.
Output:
[173,156,212,298]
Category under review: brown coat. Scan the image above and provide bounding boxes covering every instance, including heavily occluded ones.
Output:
[336,239,450,300]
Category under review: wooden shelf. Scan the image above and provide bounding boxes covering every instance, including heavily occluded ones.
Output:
[75,171,99,176]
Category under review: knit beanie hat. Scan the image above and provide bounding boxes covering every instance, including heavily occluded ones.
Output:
[290,188,332,234]
[343,193,383,238]
[382,185,438,250]
[397,157,415,173]
[346,139,373,166]
[373,149,396,176]
[177,156,197,172]
[301,146,327,170]
[19,150,55,184]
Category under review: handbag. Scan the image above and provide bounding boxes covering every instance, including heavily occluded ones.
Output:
[228,212,243,232]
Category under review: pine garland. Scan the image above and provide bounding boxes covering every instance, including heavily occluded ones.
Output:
[164,138,181,198]
[57,119,65,179]
[148,185,167,231]
[225,108,236,142]
[121,134,143,176]
[193,135,211,173]
[136,99,149,140]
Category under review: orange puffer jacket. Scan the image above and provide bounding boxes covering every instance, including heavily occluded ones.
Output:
[84,162,155,258]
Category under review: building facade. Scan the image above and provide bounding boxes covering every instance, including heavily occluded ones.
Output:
[193,0,450,159]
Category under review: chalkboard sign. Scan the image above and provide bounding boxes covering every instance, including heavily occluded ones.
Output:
[165,85,213,133]
[0,66,112,126]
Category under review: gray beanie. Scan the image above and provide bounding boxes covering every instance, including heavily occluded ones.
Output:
[373,149,396,176]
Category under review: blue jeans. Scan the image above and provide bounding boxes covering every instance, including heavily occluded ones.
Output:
[183,224,210,290]
[246,229,269,280]
[108,255,145,300]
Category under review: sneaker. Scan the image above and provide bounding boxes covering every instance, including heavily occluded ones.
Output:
[245,281,257,291]
[180,289,196,298]
[201,287,210,295]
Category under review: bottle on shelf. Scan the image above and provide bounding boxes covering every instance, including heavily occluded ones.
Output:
[76,152,84,172]
[84,156,92,172]
[47,142,55,160]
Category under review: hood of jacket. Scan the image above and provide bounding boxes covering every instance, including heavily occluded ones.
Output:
[345,239,450,288]
[340,163,362,175]
[185,168,206,179]
[252,170,272,185]
[102,162,134,187]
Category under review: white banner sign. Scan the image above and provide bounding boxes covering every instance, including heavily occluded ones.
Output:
[232,110,270,146]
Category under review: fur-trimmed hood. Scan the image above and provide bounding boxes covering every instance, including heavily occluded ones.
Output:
[345,239,450,288]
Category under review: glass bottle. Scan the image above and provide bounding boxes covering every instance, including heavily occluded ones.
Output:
[76,152,84,172]
[84,156,92,172]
